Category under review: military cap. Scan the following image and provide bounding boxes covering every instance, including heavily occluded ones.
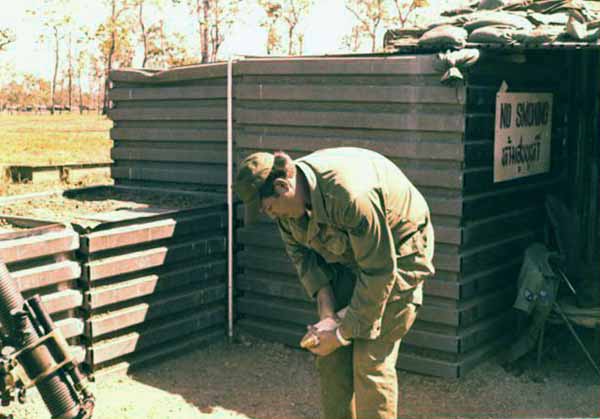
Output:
[235,152,274,224]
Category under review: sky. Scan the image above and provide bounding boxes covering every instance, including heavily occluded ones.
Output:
[0,0,101,79]
[0,0,463,82]
[0,0,361,81]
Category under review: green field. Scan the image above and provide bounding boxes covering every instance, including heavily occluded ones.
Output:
[0,113,113,165]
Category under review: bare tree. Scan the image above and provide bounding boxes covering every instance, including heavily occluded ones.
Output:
[67,24,92,112]
[341,25,362,52]
[259,0,312,55]
[392,0,428,28]
[133,4,195,70]
[29,0,72,114]
[51,25,61,113]
[174,0,239,63]
[138,0,149,66]
[96,0,134,114]
[67,32,73,109]
[209,0,225,61]
[162,28,196,67]
[172,0,210,62]
[89,54,104,112]
[259,1,283,54]
[135,0,164,67]
[75,50,87,112]
[48,17,69,114]
[200,0,209,62]
[0,28,15,52]
[345,0,389,52]
[283,0,312,55]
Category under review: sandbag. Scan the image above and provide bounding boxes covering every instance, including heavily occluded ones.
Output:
[527,12,569,26]
[566,15,600,41]
[588,19,600,29]
[468,25,516,44]
[441,6,477,16]
[418,25,468,48]
[426,14,472,31]
[478,0,523,10]
[433,48,481,84]
[464,11,535,32]
[585,28,600,41]
[501,0,594,22]
[567,15,588,39]
[513,25,564,43]
[425,18,453,30]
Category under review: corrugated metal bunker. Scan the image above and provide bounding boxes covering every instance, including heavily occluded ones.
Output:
[108,48,598,378]
[0,218,85,363]
[0,186,228,376]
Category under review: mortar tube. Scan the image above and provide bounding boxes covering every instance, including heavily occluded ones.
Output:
[0,260,80,419]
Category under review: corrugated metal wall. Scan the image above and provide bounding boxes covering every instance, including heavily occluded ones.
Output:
[107,53,571,377]
[78,190,228,374]
[109,65,228,193]
[0,219,86,364]
[568,50,599,267]
[563,50,599,302]
[448,50,569,375]
[233,56,497,377]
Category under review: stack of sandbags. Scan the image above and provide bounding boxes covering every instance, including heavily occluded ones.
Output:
[466,11,535,45]
[384,0,600,50]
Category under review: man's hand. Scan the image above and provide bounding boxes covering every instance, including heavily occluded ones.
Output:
[300,325,319,349]
[300,316,338,349]
[306,329,341,357]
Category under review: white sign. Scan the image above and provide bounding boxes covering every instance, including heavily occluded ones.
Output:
[494,92,553,183]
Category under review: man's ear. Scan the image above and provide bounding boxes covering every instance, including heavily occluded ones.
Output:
[273,178,290,195]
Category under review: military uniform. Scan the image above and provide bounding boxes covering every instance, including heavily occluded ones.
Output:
[275,148,435,419]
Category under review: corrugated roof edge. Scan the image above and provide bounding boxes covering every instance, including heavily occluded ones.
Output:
[387,41,600,55]
[107,39,599,82]
[112,54,450,77]
[109,62,228,83]
[234,54,442,76]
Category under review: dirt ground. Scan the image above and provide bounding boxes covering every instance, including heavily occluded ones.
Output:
[0,182,212,225]
[0,114,597,418]
[2,327,599,419]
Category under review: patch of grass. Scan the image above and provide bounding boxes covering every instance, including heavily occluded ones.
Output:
[0,113,113,165]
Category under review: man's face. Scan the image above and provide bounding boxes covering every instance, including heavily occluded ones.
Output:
[260,189,305,220]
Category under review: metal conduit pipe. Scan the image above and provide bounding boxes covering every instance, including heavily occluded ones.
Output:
[227,56,233,342]
[227,55,246,342]
[227,56,234,342]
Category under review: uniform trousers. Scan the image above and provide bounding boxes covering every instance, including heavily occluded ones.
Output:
[313,222,433,419]
[316,303,417,419]
[315,263,419,419]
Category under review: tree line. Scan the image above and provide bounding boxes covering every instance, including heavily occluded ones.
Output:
[0,0,429,114]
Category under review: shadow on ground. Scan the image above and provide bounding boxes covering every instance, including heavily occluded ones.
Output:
[2,327,598,419]
[130,336,320,419]
[127,326,600,419]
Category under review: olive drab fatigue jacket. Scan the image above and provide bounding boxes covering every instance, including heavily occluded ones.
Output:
[277,147,435,342]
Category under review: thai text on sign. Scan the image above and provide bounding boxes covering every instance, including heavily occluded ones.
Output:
[494,92,553,183]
